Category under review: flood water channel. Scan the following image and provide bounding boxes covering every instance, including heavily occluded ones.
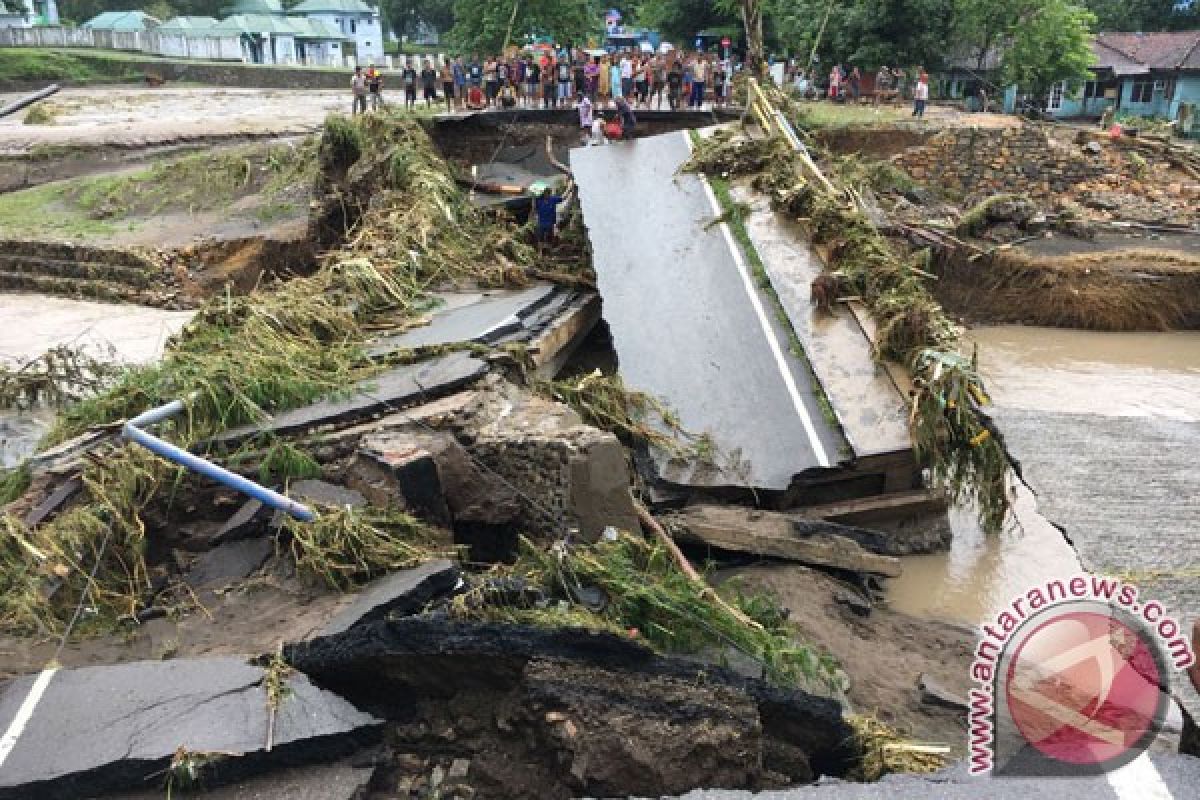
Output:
[0,292,193,467]
[888,325,1200,625]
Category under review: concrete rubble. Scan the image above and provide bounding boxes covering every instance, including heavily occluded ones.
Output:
[0,658,381,800]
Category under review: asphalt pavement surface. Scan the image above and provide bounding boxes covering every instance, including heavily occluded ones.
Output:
[571,131,845,491]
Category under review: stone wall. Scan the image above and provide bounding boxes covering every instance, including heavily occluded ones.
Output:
[892,125,1107,198]
[467,390,640,542]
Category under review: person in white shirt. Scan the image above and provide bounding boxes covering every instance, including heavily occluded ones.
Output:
[912,69,929,118]
[619,55,634,99]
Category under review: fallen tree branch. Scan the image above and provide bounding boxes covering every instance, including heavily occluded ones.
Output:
[634,500,765,632]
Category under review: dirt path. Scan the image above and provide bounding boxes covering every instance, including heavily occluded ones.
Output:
[0,87,349,153]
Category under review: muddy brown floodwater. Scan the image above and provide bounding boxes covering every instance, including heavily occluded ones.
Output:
[888,325,1200,625]
[0,292,194,467]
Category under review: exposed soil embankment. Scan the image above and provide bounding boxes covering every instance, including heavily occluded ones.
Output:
[933,245,1200,330]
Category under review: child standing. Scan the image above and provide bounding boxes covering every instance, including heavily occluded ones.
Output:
[578,94,593,143]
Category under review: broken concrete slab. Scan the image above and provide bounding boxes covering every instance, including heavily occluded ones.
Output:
[288,479,367,510]
[665,505,903,577]
[211,498,268,545]
[286,617,857,792]
[185,538,274,589]
[465,386,641,540]
[0,658,382,800]
[317,559,460,637]
[917,672,968,712]
[368,285,558,354]
[104,761,376,800]
[349,429,522,562]
[348,442,450,522]
[212,352,488,448]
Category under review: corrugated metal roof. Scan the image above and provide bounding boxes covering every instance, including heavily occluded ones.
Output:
[290,0,375,15]
[1093,31,1200,72]
[158,15,220,34]
[288,16,346,39]
[83,10,160,31]
[220,0,284,15]
[214,13,344,38]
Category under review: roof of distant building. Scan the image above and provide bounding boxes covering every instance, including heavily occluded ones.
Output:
[290,0,376,16]
[1092,30,1200,73]
[157,15,220,34]
[215,13,345,39]
[288,16,347,39]
[83,10,161,31]
[221,0,284,16]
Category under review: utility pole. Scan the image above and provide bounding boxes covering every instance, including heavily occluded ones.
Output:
[502,0,520,52]
[742,0,764,76]
[808,0,835,71]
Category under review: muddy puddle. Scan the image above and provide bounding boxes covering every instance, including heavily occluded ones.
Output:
[888,325,1200,625]
[0,292,193,466]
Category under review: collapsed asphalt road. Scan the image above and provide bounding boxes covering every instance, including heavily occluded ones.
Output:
[571,131,846,492]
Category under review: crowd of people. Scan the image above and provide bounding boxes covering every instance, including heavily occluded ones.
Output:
[351,48,737,117]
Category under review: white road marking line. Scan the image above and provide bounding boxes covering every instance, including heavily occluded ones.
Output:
[685,133,832,468]
[1106,753,1174,800]
[0,667,57,769]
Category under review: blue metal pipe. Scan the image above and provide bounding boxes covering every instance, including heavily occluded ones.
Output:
[122,400,315,522]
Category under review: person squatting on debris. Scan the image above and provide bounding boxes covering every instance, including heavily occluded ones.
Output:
[535,186,564,253]
[614,95,637,138]
[351,66,368,115]
[365,63,384,110]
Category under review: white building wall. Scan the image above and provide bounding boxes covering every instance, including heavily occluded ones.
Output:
[354,12,382,62]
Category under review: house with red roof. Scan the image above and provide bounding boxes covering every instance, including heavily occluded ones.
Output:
[1047,30,1200,133]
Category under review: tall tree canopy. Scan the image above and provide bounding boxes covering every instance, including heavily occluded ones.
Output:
[1079,0,1198,31]
[449,0,601,52]
[379,0,454,37]
[1000,0,1096,100]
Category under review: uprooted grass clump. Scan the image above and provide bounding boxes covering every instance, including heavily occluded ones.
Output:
[23,102,57,125]
[0,344,125,412]
[684,98,1012,532]
[0,114,543,635]
[331,113,542,289]
[454,534,846,693]
[538,369,690,454]
[848,714,949,781]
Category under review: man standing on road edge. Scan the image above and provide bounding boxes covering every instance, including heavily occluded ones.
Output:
[351,66,367,115]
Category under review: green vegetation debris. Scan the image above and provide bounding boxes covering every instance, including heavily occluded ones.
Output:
[257,440,322,485]
[538,370,689,454]
[455,534,846,693]
[0,113,544,635]
[848,713,950,781]
[282,505,456,591]
[22,102,57,125]
[0,344,123,412]
[0,463,31,507]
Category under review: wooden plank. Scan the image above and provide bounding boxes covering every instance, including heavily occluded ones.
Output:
[666,504,902,577]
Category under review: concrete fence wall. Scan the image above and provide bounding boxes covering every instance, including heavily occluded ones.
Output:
[0,25,244,62]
